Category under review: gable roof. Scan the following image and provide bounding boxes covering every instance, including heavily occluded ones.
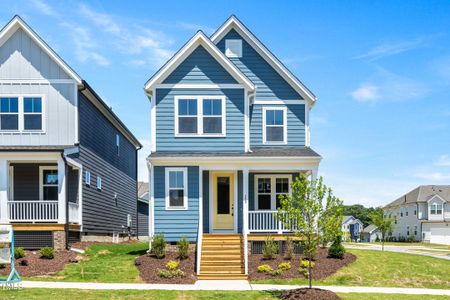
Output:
[144,31,255,94]
[385,185,450,208]
[211,15,317,106]
[0,15,82,84]
[363,224,378,234]
[138,182,149,203]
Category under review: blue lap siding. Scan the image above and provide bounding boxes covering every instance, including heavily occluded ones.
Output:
[154,166,199,242]
[155,88,245,152]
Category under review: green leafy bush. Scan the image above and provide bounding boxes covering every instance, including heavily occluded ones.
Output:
[177,236,189,259]
[278,262,291,271]
[300,259,315,269]
[284,236,295,260]
[151,234,166,259]
[270,268,283,276]
[407,235,416,242]
[328,237,345,259]
[171,269,185,277]
[157,269,172,278]
[298,267,309,277]
[257,264,273,273]
[166,260,180,271]
[39,247,54,259]
[262,236,278,259]
[14,247,26,259]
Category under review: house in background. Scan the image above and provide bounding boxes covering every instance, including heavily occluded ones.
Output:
[137,182,149,240]
[385,185,450,245]
[0,16,141,249]
[362,224,381,242]
[145,15,321,279]
[342,215,363,242]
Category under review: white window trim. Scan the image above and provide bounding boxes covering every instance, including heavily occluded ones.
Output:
[165,167,188,210]
[262,106,287,145]
[97,176,102,191]
[174,95,226,137]
[428,195,444,217]
[39,166,58,201]
[0,94,46,133]
[254,174,291,210]
[85,171,91,187]
[429,202,443,215]
[225,39,243,58]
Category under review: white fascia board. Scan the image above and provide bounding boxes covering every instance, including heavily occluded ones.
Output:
[0,16,82,85]
[427,194,446,203]
[144,31,254,93]
[211,16,316,106]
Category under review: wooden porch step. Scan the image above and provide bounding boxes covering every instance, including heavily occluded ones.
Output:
[202,244,242,250]
[200,259,243,264]
[198,274,248,280]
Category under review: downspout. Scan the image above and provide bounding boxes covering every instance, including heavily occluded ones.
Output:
[61,153,69,250]
[135,150,139,240]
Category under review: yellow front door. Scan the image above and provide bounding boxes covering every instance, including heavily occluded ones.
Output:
[212,172,234,230]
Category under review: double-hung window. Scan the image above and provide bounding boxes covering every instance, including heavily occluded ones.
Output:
[0,96,43,131]
[40,166,58,200]
[0,97,19,130]
[175,96,225,136]
[263,107,287,144]
[165,168,188,210]
[255,175,291,210]
[430,203,443,215]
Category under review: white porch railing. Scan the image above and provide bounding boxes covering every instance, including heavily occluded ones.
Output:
[7,201,58,222]
[68,202,79,223]
[248,210,298,233]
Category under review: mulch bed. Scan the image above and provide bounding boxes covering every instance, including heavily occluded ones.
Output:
[281,288,341,300]
[249,248,356,281]
[135,251,196,284]
[0,250,77,277]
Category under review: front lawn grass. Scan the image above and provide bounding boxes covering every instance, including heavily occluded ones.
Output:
[1,289,448,300]
[31,242,148,283]
[356,242,449,249]
[253,249,450,289]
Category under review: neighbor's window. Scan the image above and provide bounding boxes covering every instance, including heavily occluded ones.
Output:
[0,97,19,130]
[406,226,410,236]
[430,203,443,215]
[176,96,225,136]
[263,107,287,144]
[23,97,42,130]
[97,176,102,190]
[116,134,120,156]
[85,171,91,186]
[166,168,187,209]
[414,226,417,235]
[41,167,58,200]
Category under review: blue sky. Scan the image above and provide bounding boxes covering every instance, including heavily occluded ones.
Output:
[2,0,450,207]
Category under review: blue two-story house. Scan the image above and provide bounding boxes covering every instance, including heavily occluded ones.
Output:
[144,16,321,279]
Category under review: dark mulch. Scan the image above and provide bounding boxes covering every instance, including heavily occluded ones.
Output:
[135,251,196,284]
[249,248,356,281]
[281,288,341,300]
[0,250,77,277]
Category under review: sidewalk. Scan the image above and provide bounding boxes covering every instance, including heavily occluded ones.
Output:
[345,244,450,261]
[20,280,450,296]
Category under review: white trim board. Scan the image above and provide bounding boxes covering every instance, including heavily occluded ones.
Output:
[144,31,255,93]
[211,16,316,106]
[156,83,244,89]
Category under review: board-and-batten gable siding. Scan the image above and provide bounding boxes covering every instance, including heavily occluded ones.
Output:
[162,45,238,84]
[155,88,245,152]
[137,201,149,237]
[0,28,77,146]
[154,166,199,242]
[75,92,137,234]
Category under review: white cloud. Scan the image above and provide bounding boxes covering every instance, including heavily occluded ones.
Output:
[355,38,429,61]
[31,0,58,17]
[351,84,379,102]
[138,139,151,182]
[434,154,450,167]
[413,172,450,181]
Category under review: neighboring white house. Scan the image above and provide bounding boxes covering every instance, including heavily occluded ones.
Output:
[385,185,450,245]
[342,215,364,241]
[362,224,381,242]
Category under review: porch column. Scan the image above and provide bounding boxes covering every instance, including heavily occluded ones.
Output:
[57,158,67,224]
[0,158,8,223]
[242,168,249,275]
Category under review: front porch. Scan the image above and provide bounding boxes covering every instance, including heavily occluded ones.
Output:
[0,153,82,225]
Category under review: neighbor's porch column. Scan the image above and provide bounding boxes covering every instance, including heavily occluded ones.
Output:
[57,158,67,224]
[243,168,249,275]
[0,158,8,223]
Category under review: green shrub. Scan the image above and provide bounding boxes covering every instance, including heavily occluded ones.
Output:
[177,236,189,259]
[171,269,185,277]
[0,263,5,269]
[328,237,345,259]
[284,236,295,260]
[407,235,416,243]
[14,247,26,259]
[39,247,54,259]
[166,260,180,271]
[278,262,291,271]
[157,269,172,278]
[262,236,278,259]
[270,268,283,276]
[298,267,309,277]
[257,264,273,273]
[151,234,166,259]
[300,259,315,269]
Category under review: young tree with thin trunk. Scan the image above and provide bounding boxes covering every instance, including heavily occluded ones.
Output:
[369,209,395,251]
[277,174,343,289]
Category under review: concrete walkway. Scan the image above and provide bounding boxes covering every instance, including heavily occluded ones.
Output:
[346,244,450,260]
[20,281,450,296]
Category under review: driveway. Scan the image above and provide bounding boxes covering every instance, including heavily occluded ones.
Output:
[345,243,450,260]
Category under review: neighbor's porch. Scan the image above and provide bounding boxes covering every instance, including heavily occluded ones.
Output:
[0,153,82,225]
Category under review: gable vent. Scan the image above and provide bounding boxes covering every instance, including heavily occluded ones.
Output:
[225,39,242,58]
